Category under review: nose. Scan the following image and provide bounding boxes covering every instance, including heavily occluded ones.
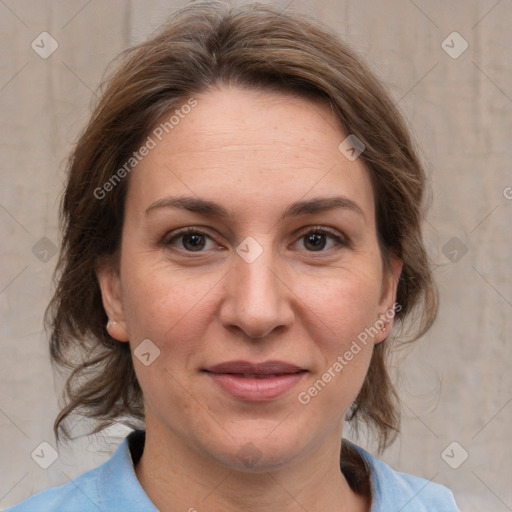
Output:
[219,244,295,340]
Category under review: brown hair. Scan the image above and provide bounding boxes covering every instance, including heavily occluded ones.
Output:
[46,0,437,486]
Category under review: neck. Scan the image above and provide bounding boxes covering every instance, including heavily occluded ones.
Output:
[134,421,370,512]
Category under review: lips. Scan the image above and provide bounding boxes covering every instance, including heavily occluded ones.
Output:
[204,360,304,376]
[203,360,307,401]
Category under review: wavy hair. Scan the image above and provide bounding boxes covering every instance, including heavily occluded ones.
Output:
[46,0,438,488]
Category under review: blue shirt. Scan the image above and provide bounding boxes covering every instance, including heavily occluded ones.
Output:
[6,430,460,511]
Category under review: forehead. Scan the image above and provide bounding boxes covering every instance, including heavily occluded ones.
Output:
[126,86,375,224]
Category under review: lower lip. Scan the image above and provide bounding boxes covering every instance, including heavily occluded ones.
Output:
[205,372,306,401]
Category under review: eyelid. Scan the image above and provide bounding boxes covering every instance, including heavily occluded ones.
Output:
[294,225,348,241]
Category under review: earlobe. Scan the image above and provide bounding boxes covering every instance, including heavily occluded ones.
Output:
[96,261,130,342]
[106,318,130,342]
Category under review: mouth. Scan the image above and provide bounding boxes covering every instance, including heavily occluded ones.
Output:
[203,360,307,401]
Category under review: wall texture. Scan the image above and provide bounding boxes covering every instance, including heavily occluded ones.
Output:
[1,1,511,510]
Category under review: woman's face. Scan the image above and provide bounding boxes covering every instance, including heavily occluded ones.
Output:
[98,85,400,471]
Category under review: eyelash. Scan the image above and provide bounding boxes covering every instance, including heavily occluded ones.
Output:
[162,226,350,254]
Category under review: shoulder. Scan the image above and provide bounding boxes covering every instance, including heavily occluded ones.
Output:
[4,464,103,512]
[347,441,460,512]
[4,430,156,512]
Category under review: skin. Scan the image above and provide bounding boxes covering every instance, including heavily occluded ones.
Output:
[97,85,401,512]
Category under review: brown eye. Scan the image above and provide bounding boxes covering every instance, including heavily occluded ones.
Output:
[164,228,217,252]
[303,232,328,251]
[295,228,347,252]
[181,233,207,251]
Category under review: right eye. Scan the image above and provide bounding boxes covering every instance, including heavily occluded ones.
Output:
[164,228,216,252]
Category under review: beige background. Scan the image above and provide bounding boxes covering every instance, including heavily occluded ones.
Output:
[1,0,511,510]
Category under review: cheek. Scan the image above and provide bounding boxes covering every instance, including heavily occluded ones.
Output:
[302,264,383,342]
[121,251,215,335]
[120,256,215,417]
[119,253,224,384]
[294,267,382,407]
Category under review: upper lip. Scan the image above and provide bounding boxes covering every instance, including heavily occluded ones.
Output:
[204,360,305,375]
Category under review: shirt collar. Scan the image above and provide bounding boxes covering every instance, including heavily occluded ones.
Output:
[98,430,380,511]
[343,439,382,511]
[97,429,158,511]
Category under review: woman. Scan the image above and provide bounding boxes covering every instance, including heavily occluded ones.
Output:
[8,1,460,511]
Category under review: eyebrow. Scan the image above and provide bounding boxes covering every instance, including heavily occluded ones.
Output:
[145,195,365,221]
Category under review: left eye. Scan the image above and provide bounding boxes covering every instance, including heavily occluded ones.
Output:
[294,229,346,252]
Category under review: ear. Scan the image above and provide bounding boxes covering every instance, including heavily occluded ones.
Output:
[374,254,402,344]
[95,259,130,342]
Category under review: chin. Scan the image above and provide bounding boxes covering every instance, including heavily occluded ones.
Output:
[200,426,311,473]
